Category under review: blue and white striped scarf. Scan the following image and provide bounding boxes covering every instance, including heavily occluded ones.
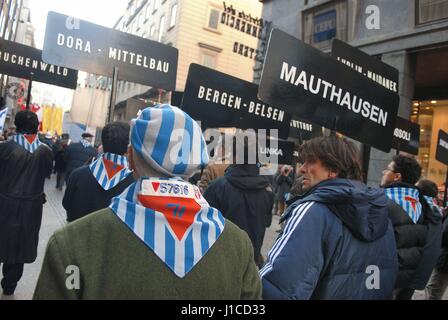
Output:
[109,178,225,278]
[89,153,133,190]
[385,187,422,224]
[80,139,92,148]
[12,134,43,153]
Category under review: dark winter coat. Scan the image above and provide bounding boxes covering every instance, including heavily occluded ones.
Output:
[260,179,398,300]
[63,165,134,222]
[0,140,53,263]
[275,172,293,202]
[64,142,97,180]
[203,165,274,264]
[435,217,448,273]
[384,182,443,290]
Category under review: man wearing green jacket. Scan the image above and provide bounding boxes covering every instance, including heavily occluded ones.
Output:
[33,104,261,300]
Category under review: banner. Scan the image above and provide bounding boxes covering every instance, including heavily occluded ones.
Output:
[0,38,78,89]
[258,29,399,152]
[436,130,448,166]
[392,117,420,155]
[43,11,178,90]
[70,87,109,128]
[182,64,291,139]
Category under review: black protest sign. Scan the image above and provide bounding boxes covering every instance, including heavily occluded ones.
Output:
[436,130,448,166]
[258,29,399,153]
[392,117,420,155]
[331,39,399,93]
[0,38,77,89]
[43,11,178,90]
[258,137,295,165]
[289,116,322,141]
[182,64,292,139]
[171,91,184,108]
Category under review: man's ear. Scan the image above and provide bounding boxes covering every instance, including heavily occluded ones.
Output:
[394,172,402,182]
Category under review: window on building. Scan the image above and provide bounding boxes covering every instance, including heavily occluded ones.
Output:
[303,0,347,51]
[150,24,156,38]
[207,8,220,30]
[154,0,160,13]
[201,52,217,69]
[169,4,178,28]
[145,1,152,20]
[158,15,166,42]
[417,0,448,24]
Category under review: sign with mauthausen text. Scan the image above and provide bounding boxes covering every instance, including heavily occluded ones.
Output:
[42,11,178,90]
[436,130,448,166]
[258,29,399,152]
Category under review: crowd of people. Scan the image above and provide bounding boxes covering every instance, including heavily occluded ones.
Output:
[0,106,447,300]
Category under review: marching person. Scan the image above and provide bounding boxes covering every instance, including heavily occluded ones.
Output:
[0,110,53,296]
[64,132,97,182]
[34,104,261,299]
[259,135,398,299]
[417,179,448,300]
[203,136,274,268]
[381,155,443,300]
[63,122,134,222]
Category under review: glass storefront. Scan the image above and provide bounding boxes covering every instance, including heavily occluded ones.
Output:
[411,99,448,187]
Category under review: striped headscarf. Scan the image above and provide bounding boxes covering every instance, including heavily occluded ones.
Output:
[384,187,422,224]
[109,178,225,277]
[13,134,43,153]
[130,104,209,178]
[89,152,133,190]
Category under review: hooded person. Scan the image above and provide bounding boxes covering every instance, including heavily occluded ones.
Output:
[259,135,398,300]
[0,110,53,296]
[62,122,135,222]
[33,104,261,300]
[381,155,443,300]
[64,132,97,181]
[203,134,274,268]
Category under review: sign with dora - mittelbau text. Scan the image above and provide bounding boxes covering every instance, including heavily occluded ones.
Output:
[392,117,420,155]
[43,11,178,90]
[182,64,291,139]
[436,130,448,166]
[0,38,77,89]
[258,29,399,153]
[332,39,399,93]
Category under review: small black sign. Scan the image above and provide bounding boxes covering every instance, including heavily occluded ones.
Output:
[182,64,292,139]
[0,38,78,89]
[289,116,322,142]
[42,11,178,90]
[436,130,448,166]
[392,117,420,155]
[258,137,295,165]
[258,29,399,152]
[331,39,399,93]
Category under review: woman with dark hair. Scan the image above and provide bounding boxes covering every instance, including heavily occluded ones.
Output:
[0,110,53,296]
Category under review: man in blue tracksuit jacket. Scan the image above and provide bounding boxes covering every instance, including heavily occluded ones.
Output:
[259,136,398,299]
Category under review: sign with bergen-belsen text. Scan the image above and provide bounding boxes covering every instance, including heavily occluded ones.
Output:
[0,38,78,89]
[436,130,448,166]
[331,39,399,93]
[182,63,292,139]
[258,29,399,153]
[42,11,178,90]
[392,117,420,155]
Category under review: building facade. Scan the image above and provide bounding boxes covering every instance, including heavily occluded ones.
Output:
[106,0,263,121]
[256,0,448,186]
[0,0,35,127]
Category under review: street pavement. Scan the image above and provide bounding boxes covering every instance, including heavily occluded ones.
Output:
[1,175,446,300]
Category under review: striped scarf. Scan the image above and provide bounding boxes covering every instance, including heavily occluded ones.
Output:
[109,178,225,278]
[12,134,43,153]
[80,139,91,148]
[89,153,133,190]
[384,187,422,224]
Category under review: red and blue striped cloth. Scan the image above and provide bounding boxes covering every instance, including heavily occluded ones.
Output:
[89,152,133,190]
